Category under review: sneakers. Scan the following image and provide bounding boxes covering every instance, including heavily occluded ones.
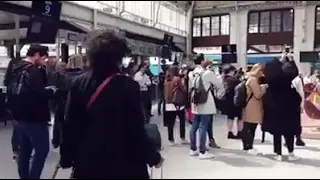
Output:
[189,150,199,157]
[189,150,214,159]
[228,132,237,139]
[273,155,283,161]
[180,139,189,145]
[199,152,215,160]
[247,148,259,156]
[296,138,305,146]
[169,141,176,146]
[288,153,299,161]
[209,139,221,149]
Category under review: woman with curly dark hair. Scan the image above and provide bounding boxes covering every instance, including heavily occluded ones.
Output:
[60,29,163,178]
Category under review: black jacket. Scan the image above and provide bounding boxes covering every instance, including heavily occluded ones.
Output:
[60,70,161,179]
[4,58,20,87]
[262,59,301,135]
[8,61,53,123]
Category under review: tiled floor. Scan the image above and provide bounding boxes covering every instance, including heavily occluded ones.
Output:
[1,111,320,179]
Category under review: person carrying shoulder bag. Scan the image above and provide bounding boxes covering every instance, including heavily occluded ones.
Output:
[241,63,267,155]
[164,66,188,146]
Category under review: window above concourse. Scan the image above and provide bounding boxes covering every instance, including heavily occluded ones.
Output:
[192,14,230,37]
[248,9,294,34]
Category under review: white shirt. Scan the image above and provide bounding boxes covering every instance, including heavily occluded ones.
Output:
[188,66,223,115]
[292,76,305,108]
[134,71,151,91]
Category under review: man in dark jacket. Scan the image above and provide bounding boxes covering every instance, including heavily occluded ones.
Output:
[60,29,163,179]
[8,44,56,179]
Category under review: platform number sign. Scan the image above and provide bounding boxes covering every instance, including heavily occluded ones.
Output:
[43,1,52,17]
[31,1,62,21]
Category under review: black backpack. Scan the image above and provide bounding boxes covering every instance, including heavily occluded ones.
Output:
[7,64,32,118]
[234,79,253,109]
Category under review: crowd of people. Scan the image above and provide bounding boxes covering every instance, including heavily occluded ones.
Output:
[3,28,318,179]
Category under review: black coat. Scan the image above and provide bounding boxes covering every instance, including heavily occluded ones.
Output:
[262,59,301,136]
[51,69,85,148]
[60,70,161,179]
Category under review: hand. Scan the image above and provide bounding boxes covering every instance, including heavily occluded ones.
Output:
[155,157,164,168]
[45,86,57,93]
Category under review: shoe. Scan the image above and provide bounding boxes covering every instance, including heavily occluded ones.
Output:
[288,153,299,161]
[209,139,221,149]
[169,141,176,146]
[247,148,259,156]
[199,152,215,160]
[273,155,283,161]
[228,132,237,139]
[296,138,305,146]
[180,139,189,145]
[235,131,242,139]
[189,150,199,156]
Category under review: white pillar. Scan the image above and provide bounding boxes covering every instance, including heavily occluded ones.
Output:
[230,10,248,69]
[14,15,20,59]
[293,5,316,75]
[93,9,98,30]
[186,3,194,56]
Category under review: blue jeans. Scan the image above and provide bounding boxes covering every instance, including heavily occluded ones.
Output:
[190,114,211,154]
[16,122,49,179]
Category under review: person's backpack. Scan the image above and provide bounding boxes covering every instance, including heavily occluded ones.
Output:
[234,79,253,108]
[191,72,208,105]
[7,64,32,118]
[172,79,186,108]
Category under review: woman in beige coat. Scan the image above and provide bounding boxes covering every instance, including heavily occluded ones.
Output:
[242,63,267,155]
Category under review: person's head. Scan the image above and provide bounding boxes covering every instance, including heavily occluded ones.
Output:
[194,53,204,65]
[202,60,213,70]
[314,69,320,78]
[66,54,84,70]
[56,61,67,73]
[249,63,264,78]
[222,64,236,76]
[166,65,179,81]
[26,44,49,66]
[138,62,149,73]
[85,29,130,76]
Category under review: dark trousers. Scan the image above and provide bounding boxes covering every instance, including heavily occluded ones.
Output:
[242,122,258,150]
[12,120,20,153]
[157,91,164,115]
[207,115,214,140]
[16,122,49,179]
[164,110,186,142]
[141,91,152,123]
[273,134,294,155]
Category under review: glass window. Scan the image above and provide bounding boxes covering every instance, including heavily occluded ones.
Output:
[248,12,259,33]
[211,16,220,36]
[202,17,210,37]
[282,9,293,32]
[259,11,270,33]
[271,11,281,32]
[193,18,201,37]
[220,15,230,35]
[316,7,320,30]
